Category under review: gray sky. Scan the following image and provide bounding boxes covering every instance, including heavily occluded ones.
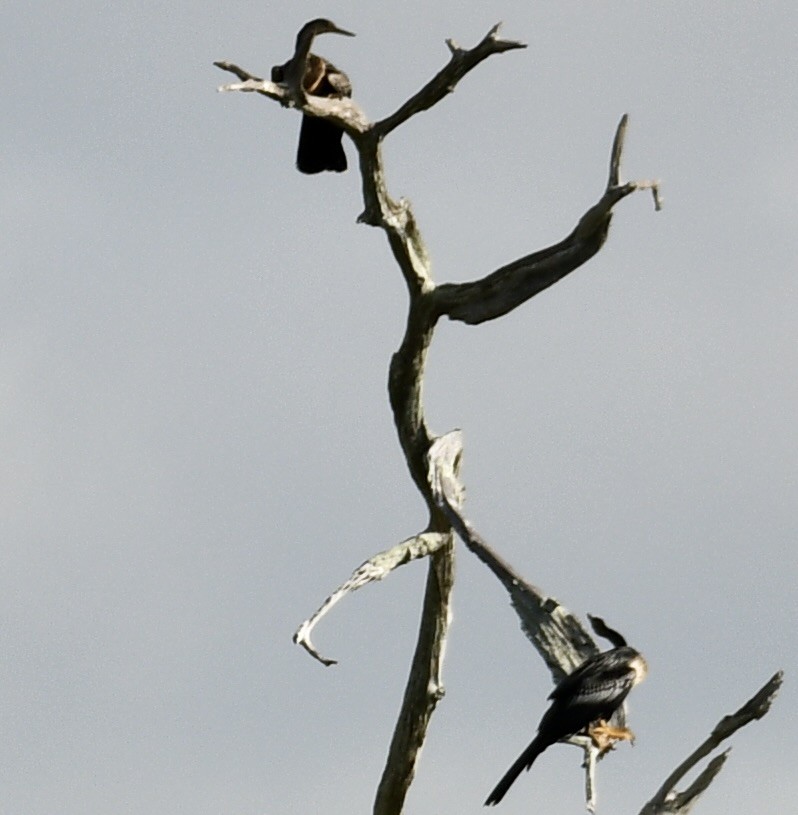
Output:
[2,2,796,813]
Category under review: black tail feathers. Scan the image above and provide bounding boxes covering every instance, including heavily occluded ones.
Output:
[296,115,347,174]
[484,736,546,806]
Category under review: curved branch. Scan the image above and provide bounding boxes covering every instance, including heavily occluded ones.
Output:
[293,531,451,666]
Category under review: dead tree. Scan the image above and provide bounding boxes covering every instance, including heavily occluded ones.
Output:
[215,22,781,815]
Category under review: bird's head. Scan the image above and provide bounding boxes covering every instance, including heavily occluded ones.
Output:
[302,18,355,39]
[629,652,648,686]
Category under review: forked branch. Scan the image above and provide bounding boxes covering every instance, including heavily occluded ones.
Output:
[374,23,527,137]
[432,114,662,325]
[293,532,450,667]
[639,671,783,815]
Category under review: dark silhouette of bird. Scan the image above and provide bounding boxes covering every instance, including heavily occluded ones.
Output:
[271,19,354,174]
[485,626,647,806]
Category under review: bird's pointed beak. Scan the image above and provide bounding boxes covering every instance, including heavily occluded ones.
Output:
[332,26,355,37]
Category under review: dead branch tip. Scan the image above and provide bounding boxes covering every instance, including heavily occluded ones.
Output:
[608,113,629,189]
[293,622,338,667]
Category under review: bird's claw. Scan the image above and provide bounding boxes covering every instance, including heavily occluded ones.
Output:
[587,721,636,755]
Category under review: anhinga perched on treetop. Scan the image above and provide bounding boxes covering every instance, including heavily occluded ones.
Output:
[271,19,354,174]
[485,616,647,806]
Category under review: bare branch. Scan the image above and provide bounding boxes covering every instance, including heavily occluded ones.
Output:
[639,671,783,815]
[607,112,628,188]
[293,531,451,666]
[374,23,526,138]
[213,60,263,83]
[428,431,597,680]
[216,78,282,99]
[579,735,599,813]
[214,60,372,133]
[607,115,662,211]
[433,116,661,325]
[671,751,730,815]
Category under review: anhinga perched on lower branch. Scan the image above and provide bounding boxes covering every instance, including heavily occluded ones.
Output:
[271,19,354,174]
[485,618,647,806]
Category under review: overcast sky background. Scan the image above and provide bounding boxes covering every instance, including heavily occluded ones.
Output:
[2,2,796,814]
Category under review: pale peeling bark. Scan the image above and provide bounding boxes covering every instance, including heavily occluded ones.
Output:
[213,21,776,815]
[293,532,451,666]
[428,432,597,680]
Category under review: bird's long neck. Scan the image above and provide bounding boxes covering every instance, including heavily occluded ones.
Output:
[293,23,318,64]
[284,24,318,98]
